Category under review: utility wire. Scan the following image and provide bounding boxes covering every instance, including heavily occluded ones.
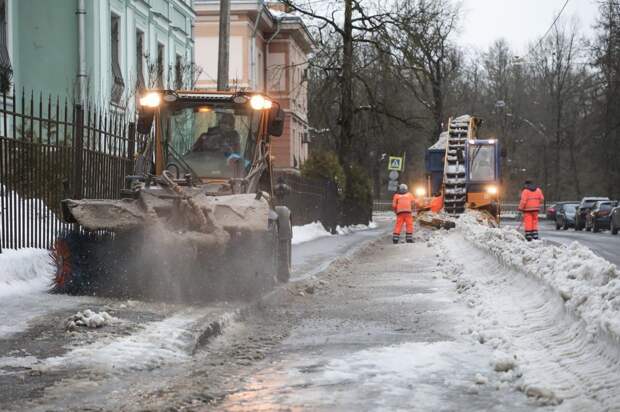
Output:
[532,0,571,52]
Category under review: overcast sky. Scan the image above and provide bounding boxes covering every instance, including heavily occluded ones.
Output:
[458,0,600,54]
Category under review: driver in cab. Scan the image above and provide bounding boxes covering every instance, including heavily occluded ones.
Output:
[191,112,241,165]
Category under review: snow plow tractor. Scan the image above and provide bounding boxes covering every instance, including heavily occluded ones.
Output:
[425,115,502,223]
[52,90,292,301]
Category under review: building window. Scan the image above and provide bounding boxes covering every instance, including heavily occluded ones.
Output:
[110,14,125,104]
[175,54,183,89]
[0,0,12,93]
[136,30,145,92]
[157,43,165,88]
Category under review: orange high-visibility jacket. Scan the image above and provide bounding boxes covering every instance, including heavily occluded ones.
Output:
[392,192,416,214]
[519,187,544,212]
[430,196,444,213]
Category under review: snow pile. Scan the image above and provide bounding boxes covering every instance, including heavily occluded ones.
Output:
[0,184,62,246]
[458,212,620,339]
[335,221,378,235]
[48,313,195,371]
[428,131,449,150]
[0,248,55,297]
[292,221,379,245]
[292,221,332,245]
[65,309,118,330]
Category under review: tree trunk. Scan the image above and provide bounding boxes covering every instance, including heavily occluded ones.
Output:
[338,0,354,166]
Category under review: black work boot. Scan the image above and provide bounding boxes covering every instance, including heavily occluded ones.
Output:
[392,234,400,244]
[406,233,413,243]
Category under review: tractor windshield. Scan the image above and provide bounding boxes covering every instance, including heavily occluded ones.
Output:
[164,105,260,179]
[468,144,496,181]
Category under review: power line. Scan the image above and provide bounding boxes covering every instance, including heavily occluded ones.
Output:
[531,0,571,52]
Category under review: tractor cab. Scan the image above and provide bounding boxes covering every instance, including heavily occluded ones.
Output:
[136,90,284,192]
[465,138,501,218]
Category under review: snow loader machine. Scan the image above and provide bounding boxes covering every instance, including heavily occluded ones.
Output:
[52,90,293,301]
[424,115,502,226]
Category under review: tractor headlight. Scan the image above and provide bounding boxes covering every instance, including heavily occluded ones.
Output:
[486,185,498,195]
[250,95,272,110]
[415,187,426,197]
[139,92,161,108]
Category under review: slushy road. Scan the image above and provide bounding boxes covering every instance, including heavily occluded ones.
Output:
[503,219,620,267]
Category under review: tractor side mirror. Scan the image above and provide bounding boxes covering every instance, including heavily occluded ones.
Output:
[137,108,155,135]
[268,106,285,137]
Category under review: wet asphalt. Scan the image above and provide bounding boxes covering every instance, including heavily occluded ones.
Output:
[503,219,620,267]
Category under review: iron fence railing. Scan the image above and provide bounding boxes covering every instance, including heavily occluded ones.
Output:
[0,90,137,251]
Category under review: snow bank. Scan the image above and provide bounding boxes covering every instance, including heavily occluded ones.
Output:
[458,212,620,339]
[335,221,378,235]
[292,221,378,245]
[0,248,55,297]
[0,184,62,246]
[292,221,332,245]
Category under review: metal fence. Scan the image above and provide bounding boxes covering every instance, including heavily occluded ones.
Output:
[0,90,137,251]
[274,172,341,232]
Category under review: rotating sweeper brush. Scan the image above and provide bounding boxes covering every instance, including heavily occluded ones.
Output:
[51,90,292,302]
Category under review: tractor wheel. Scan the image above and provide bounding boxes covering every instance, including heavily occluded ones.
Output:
[277,235,291,283]
[275,207,292,283]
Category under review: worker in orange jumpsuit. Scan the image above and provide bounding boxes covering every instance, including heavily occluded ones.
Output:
[429,191,444,213]
[519,180,545,241]
[392,184,417,244]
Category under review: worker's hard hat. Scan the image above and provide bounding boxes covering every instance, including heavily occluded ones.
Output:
[399,184,408,193]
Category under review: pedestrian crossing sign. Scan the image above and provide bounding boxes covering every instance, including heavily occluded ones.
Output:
[388,156,403,171]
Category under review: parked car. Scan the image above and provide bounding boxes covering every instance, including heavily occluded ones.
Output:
[555,202,579,230]
[546,204,558,220]
[585,200,618,232]
[574,197,610,230]
[611,206,620,235]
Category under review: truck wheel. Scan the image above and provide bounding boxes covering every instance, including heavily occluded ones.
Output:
[275,206,292,283]
[277,235,291,283]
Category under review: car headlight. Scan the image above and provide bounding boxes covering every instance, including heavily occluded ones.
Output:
[139,92,161,108]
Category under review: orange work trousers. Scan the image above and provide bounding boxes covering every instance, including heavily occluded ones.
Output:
[393,212,414,243]
[522,211,539,241]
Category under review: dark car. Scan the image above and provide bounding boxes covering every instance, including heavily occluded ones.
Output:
[585,200,618,232]
[546,204,558,220]
[611,206,620,235]
[555,202,579,230]
[574,197,610,231]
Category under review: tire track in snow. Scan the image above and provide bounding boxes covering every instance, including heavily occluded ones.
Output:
[439,232,620,410]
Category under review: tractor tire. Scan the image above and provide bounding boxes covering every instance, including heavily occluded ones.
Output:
[275,206,292,283]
